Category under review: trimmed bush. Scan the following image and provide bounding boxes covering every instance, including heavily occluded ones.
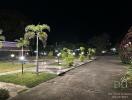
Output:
[61,48,75,67]
[48,51,53,57]
[79,47,85,62]
[0,88,10,100]
[79,54,85,62]
[87,48,96,60]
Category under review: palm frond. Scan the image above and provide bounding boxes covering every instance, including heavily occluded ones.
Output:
[25,25,36,32]
[24,32,35,40]
[16,38,29,47]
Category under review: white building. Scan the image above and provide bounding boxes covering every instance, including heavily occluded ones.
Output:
[0,41,29,59]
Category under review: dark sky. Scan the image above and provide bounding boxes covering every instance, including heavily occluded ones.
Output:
[0,0,132,44]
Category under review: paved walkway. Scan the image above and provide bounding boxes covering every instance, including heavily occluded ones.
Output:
[0,82,28,98]
[10,56,131,100]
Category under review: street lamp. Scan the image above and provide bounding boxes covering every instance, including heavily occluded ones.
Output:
[73,52,76,56]
[81,52,84,55]
[57,53,61,65]
[43,52,47,65]
[10,54,15,64]
[101,50,106,54]
[19,56,25,74]
[36,33,39,74]
[11,54,15,58]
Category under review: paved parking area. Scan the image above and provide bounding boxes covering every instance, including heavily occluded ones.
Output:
[10,56,130,100]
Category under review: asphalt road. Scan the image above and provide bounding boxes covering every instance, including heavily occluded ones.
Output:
[11,56,131,100]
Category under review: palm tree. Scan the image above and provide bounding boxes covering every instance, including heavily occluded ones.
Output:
[16,38,29,56]
[16,38,29,74]
[24,24,50,74]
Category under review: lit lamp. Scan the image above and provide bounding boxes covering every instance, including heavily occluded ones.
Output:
[111,48,116,52]
[57,53,61,65]
[44,52,47,56]
[19,56,25,74]
[73,52,76,56]
[11,54,15,58]
[129,42,131,45]
[10,54,15,64]
[81,52,84,55]
[101,50,106,54]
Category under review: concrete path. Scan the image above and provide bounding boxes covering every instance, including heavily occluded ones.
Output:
[10,56,131,100]
[0,82,28,98]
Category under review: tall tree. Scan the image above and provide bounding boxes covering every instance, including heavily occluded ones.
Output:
[16,38,29,74]
[24,24,50,74]
[16,38,29,56]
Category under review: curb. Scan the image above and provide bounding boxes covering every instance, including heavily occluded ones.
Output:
[57,59,96,76]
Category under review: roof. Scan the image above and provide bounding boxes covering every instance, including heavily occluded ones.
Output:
[0,41,17,47]
[0,41,29,51]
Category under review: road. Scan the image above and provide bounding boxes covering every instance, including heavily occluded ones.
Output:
[11,56,131,100]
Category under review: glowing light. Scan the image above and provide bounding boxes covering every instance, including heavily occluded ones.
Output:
[111,48,116,52]
[101,50,106,54]
[19,56,25,61]
[57,53,61,57]
[44,52,47,56]
[11,54,15,58]
[129,42,131,45]
[81,52,84,55]
[72,52,76,55]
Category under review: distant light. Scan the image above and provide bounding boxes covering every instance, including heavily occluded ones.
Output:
[11,54,15,58]
[81,52,84,55]
[126,44,129,47]
[129,42,131,45]
[26,52,29,55]
[19,56,25,61]
[34,51,38,53]
[57,53,61,57]
[44,52,47,56]
[111,48,116,52]
[124,45,127,48]
[102,50,106,54]
[73,52,76,55]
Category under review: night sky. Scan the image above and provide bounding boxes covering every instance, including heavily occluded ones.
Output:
[0,0,132,45]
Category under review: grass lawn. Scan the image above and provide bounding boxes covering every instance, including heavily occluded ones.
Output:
[0,72,57,88]
[0,61,34,73]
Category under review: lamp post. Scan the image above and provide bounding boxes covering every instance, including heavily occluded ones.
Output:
[73,52,75,56]
[10,54,15,64]
[19,56,25,74]
[57,53,61,65]
[36,33,39,74]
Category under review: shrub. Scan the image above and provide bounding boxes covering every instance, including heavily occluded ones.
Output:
[61,48,75,67]
[87,48,96,60]
[79,53,85,62]
[0,88,10,100]
[80,47,85,52]
[79,47,85,62]
[48,51,53,57]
